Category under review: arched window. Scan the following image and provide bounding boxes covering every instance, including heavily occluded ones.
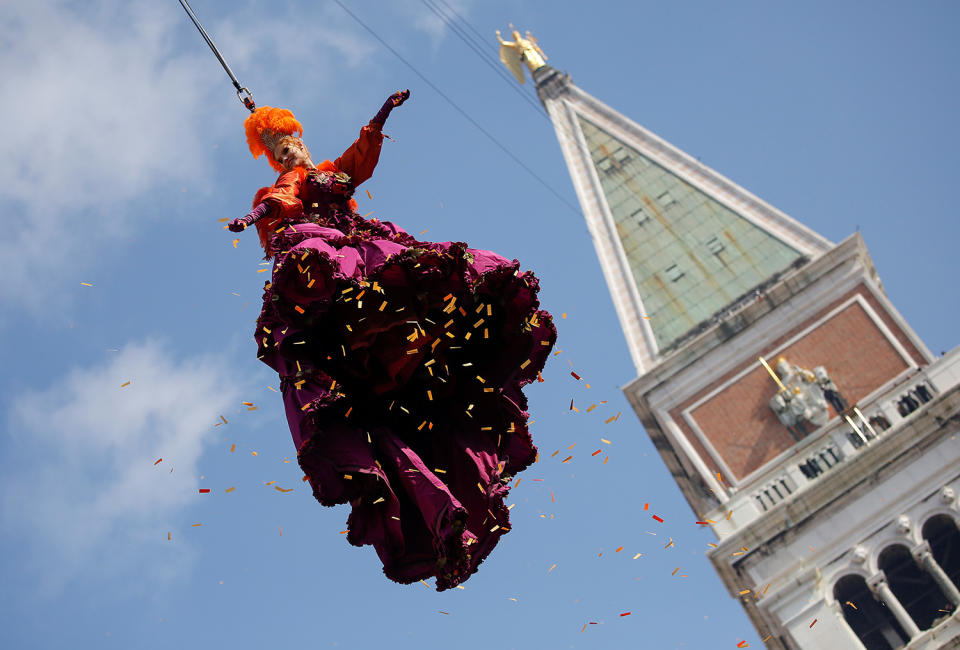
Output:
[878,544,953,631]
[834,574,908,649]
[922,514,960,591]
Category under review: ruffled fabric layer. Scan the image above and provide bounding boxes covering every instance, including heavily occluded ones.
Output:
[255,213,555,590]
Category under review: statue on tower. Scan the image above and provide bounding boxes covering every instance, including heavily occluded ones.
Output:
[496,28,548,84]
[761,357,831,440]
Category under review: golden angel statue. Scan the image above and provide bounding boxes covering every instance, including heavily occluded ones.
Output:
[496,29,548,84]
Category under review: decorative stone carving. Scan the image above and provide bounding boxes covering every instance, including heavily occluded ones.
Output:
[851,545,868,564]
[940,485,956,504]
[895,514,911,535]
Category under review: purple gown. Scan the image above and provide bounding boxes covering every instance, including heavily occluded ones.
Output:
[254,167,556,591]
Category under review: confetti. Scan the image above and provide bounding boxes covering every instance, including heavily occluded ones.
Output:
[737,642,749,648]
[652,515,663,523]
[191,523,202,527]
[632,553,642,559]
[366,189,372,199]
[154,458,162,465]
[121,381,131,388]
[547,563,557,573]
[619,612,631,617]
[845,601,857,610]
[591,449,602,456]
[644,503,649,511]
[615,546,623,553]
[809,619,817,628]
[251,451,258,456]
[275,486,293,493]
[439,611,450,615]
[671,567,680,576]
[570,371,581,380]
[229,444,236,453]
[225,487,235,493]
[198,489,210,494]
[167,532,171,541]
[739,589,751,595]
[561,455,573,463]
[80,282,93,287]
[232,239,239,248]
[278,527,283,536]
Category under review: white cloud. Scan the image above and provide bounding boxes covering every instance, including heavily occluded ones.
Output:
[1,340,242,594]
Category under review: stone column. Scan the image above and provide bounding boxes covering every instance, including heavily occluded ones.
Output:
[913,541,960,606]
[868,572,921,639]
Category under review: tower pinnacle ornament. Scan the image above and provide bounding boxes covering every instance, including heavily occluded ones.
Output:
[495,28,548,84]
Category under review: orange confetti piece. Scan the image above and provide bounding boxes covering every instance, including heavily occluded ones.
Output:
[615,546,623,553]
[225,487,235,493]
[232,238,239,248]
[561,313,567,319]
[167,532,171,541]
[580,624,587,633]
[561,455,573,463]
[229,443,236,453]
[294,305,305,314]
[604,414,617,424]
[154,458,162,465]
[339,530,349,534]
[251,451,258,456]
[278,527,282,536]
[547,563,557,573]
[739,589,751,595]
[220,415,228,425]
[644,503,649,510]
[275,486,293,493]
[365,189,372,199]
[191,523,202,527]
[845,601,857,610]
[737,642,749,648]
[121,381,131,388]
[652,515,663,523]
[716,472,723,482]
[591,449,602,456]
[551,491,556,503]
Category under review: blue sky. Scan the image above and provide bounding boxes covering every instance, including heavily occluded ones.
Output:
[1,1,957,648]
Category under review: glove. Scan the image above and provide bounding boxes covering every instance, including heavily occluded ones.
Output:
[228,202,270,232]
[370,89,410,125]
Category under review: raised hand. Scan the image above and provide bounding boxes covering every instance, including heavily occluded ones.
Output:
[389,89,410,107]
[228,216,252,232]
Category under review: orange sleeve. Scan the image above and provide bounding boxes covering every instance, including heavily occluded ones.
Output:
[255,169,305,219]
[333,122,385,187]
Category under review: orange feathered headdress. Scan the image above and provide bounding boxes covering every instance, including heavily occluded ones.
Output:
[244,106,303,172]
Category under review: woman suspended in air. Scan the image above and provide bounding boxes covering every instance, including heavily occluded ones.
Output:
[230,90,555,590]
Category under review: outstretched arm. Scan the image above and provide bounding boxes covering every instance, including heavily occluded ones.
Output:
[334,90,410,186]
[228,201,270,232]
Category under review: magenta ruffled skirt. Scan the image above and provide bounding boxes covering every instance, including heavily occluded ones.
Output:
[255,215,555,590]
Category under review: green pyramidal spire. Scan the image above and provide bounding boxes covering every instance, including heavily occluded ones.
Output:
[532,65,832,373]
[577,116,805,351]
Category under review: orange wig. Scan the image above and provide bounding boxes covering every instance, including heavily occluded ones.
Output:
[244,106,304,172]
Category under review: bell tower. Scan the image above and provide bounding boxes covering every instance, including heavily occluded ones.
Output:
[530,59,960,648]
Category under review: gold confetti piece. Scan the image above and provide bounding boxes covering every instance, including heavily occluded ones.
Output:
[845,601,857,609]
[420,579,430,588]
[548,563,557,573]
[275,486,293,493]
[664,538,674,549]
[256,268,268,273]
[372,497,385,504]
[192,523,202,527]
[707,543,718,548]
[434,468,446,474]
[633,553,642,559]
[561,313,567,319]
[167,532,172,540]
[232,238,239,248]
[265,481,276,486]
[220,415,228,425]
[121,381,131,388]
[225,487,235,493]
[671,567,680,576]
[561,455,573,463]
[251,451,258,456]
[365,189,372,199]
[726,509,734,521]
[567,443,577,450]
[477,482,485,494]
[80,282,93,287]
[739,589,751,595]
[363,211,374,218]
